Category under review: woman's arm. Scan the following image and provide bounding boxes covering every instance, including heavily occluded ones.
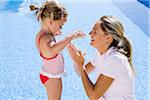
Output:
[73,62,95,76]
[80,69,114,100]
[85,62,95,74]
[67,46,114,99]
[67,44,95,75]
[67,43,94,74]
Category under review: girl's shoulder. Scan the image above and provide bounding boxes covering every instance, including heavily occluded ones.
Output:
[38,33,55,43]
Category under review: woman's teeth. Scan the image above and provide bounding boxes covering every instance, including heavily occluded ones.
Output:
[91,37,94,41]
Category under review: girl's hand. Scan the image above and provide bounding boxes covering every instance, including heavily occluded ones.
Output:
[69,31,85,40]
[67,44,85,67]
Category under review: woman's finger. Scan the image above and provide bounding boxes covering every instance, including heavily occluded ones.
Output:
[68,43,79,52]
[67,46,80,61]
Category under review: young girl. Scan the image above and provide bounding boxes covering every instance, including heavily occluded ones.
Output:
[30,1,84,100]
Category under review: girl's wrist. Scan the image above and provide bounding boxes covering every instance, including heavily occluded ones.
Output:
[70,34,76,40]
[66,35,74,42]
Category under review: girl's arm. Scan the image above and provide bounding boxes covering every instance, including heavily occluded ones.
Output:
[40,32,84,57]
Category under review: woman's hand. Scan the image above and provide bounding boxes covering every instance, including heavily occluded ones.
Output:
[67,43,85,67]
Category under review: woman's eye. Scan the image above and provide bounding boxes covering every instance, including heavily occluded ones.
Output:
[94,31,97,35]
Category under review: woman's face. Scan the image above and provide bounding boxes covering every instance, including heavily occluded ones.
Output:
[48,19,65,35]
[89,21,107,49]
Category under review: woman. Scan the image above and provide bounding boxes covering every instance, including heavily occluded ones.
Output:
[67,16,135,100]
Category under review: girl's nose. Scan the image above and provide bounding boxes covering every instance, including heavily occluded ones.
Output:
[60,25,62,29]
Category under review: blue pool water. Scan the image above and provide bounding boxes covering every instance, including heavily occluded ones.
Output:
[0,1,23,12]
[0,0,149,100]
[137,0,150,8]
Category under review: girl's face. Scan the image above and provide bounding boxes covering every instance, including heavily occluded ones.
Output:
[89,21,108,49]
[48,19,65,35]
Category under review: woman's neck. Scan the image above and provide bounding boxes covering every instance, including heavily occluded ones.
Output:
[97,45,109,55]
[97,48,106,55]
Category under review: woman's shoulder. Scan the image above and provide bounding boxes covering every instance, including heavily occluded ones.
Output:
[104,52,127,65]
[108,50,127,60]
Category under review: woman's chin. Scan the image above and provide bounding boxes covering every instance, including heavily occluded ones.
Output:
[90,42,96,48]
[90,42,94,46]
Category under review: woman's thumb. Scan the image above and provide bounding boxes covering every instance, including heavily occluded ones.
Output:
[78,51,82,55]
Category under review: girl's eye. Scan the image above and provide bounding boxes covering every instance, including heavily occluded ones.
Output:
[60,25,62,29]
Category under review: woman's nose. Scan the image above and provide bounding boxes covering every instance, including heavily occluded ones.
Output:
[89,31,94,35]
[89,31,92,35]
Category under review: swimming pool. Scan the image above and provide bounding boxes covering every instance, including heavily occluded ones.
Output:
[0,0,149,100]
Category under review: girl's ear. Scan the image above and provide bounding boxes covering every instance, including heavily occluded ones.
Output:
[49,18,54,25]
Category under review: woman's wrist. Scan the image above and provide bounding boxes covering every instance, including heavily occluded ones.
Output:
[78,64,85,72]
[80,66,86,75]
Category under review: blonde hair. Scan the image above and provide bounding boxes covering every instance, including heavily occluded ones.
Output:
[100,16,135,74]
[30,1,68,22]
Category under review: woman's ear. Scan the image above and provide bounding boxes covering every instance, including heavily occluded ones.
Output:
[106,34,113,44]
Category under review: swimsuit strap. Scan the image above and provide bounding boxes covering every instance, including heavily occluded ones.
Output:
[38,33,58,60]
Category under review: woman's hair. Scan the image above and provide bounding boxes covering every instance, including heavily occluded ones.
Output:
[29,1,68,22]
[100,16,134,73]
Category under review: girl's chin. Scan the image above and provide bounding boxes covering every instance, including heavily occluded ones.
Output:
[55,32,62,35]
[56,33,62,35]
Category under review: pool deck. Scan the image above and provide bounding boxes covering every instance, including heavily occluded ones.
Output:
[0,0,149,100]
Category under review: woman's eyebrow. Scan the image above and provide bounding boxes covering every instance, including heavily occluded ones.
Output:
[93,26,96,30]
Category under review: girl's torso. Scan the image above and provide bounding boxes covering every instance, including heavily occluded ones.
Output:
[36,32,65,75]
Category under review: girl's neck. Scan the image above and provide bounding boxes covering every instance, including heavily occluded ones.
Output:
[40,24,52,35]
